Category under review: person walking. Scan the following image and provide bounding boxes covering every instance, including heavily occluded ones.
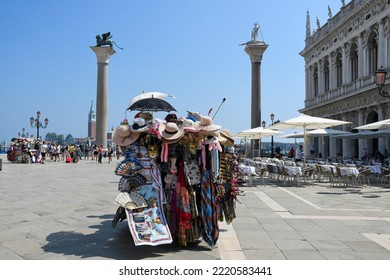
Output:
[93,145,99,162]
[107,144,113,163]
[115,145,122,161]
[39,141,48,164]
[85,143,91,160]
[98,145,103,163]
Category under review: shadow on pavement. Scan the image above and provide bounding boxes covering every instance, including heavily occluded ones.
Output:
[42,214,211,260]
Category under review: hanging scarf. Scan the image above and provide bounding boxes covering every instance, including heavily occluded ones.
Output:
[161,143,169,162]
[200,168,219,247]
[176,160,192,246]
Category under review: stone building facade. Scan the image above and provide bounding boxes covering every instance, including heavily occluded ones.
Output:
[300,0,390,159]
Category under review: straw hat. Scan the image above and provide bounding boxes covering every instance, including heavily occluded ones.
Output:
[195,116,221,132]
[158,122,184,143]
[187,111,202,121]
[181,117,198,133]
[112,125,140,146]
[218,129,234,147]
[130,118,150,133]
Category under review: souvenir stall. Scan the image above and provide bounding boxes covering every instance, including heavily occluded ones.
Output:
[7,137,36,163]
[111,93,240,247]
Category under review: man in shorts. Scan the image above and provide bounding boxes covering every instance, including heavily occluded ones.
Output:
[40,141,48,164]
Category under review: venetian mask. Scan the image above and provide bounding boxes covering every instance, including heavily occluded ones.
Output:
[188,141,197,155]
[147,145,159,158]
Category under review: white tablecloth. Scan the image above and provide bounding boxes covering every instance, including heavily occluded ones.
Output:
[338,167,359,177]
[239,164,256,175]
[285,166,302,176]
[367,165,381,174]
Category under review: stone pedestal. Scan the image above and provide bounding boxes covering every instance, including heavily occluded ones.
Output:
[90,46,116,148]
[244,42,268,129]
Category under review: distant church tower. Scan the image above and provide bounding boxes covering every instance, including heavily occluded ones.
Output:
[88,100,96,140]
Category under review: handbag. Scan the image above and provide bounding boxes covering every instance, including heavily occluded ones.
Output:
[184,160,201,185]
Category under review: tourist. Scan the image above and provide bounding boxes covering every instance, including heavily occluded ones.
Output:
[98,145,103,163]
[55,144,61,161]
[39,141,48,164]
[115,145,122,161]
[295,145,303,162]
[107,144,113,163]
[93,145,99,162]
[85,143,91,160]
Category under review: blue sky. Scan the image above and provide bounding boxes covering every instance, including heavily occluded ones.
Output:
[0,0,345,144]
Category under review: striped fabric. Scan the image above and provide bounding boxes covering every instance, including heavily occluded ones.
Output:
[200,169,219,247]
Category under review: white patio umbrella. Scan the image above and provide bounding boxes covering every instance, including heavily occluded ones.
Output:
[279,128,348,138]
[306,128,350,136]
[331,130,386,139]
[269,114,351,162]
[232,127,282,157]
[367,128,390,137]
[354,118,390,130]
[233,127,283,139]
[279,132,304,139]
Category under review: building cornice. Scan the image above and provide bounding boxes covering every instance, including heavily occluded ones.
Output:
[300,0,389,64]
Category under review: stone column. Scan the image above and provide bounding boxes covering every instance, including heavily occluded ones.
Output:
[358,110,365,157]
[342,46,347,84]
[90,46,116,148]
[358,34,364,78]
[244,42,268,129]
[378,105,385,153]
[378,20,385,68]
[342,115,350,158]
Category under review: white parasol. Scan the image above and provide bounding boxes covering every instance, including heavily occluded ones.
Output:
[354,118,390,130]
[232,127,282,157]
[269,114,350,162]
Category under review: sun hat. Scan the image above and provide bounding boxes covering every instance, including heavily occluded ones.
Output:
[135,112,153,122]
[186,115,197,123]
[195,116,221,132]
[165,113,178,122]
[130,117,150,132]
[218,129,234,146]
[158,121,185,142]
[112,125,140,146]
[181,117,198,133]
[187,111,202,121]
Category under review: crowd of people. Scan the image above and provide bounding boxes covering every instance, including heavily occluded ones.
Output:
[6,138,123,164]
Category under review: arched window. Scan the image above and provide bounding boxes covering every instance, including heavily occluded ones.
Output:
[350,42,358,81]
[336,52,343,87]
[324,60,330,92]
[313,66,319,96]
[367,31,378,74]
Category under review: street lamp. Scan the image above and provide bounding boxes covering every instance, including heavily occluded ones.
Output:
[261,121,266,157]
[18,128,27,138]
[270,113,275,158]
[375,66,389,97]
[30,111,48,140]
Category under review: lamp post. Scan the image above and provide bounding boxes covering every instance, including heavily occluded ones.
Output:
[261,120,266,157]
[30,111,48,140]
[375,66,389,97]
[18,128,28,138]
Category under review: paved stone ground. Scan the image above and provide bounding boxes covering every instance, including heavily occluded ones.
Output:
[1,154,390,260]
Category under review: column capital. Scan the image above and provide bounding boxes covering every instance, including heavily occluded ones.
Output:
[244,43,268,63]
[90,46,116,63]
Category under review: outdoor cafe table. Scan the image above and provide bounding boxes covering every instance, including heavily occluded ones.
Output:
[284,166,302,176]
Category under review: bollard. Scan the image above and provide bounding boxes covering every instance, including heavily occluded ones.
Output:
[0,158,2,171]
